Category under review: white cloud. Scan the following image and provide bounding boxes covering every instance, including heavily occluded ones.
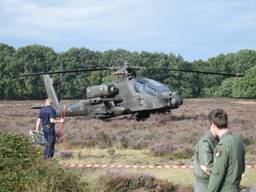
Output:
[0,0,135,37]
[0,0,256,60]
[0,0,158,43]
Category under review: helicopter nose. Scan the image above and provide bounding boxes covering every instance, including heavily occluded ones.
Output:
[162,92,172,100]
[170,93,183,108]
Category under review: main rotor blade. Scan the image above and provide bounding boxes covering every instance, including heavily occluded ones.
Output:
[144,68,244,77]
[13,68,110,77]
[13,65,243,78]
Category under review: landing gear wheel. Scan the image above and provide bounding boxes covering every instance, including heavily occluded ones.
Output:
[135,112,150,121]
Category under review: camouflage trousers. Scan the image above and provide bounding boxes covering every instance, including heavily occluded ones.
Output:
[194,180,208,192]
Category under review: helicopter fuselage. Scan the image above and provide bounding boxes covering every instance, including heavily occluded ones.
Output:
[57,76,183,119]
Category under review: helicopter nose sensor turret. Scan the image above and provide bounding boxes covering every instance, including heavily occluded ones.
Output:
[170,92,183,108]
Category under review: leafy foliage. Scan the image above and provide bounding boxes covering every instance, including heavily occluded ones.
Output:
[216,66,256,98]
[231,67,256,98]
[0,130,88,192]
[1,42,256,99]
[216,78,235,97]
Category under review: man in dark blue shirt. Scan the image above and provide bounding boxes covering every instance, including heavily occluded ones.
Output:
[36,98,64,159]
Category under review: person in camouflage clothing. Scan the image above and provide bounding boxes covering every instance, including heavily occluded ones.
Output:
[193,112,219,192]
[207,109,245,192]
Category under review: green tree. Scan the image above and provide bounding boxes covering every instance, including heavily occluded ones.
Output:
[1,42,256,100]
[233,49,256,73]
[216,78,236,97]
[0,43,16,99]
[9,45,58,99]
[58,48,102,99]
[232,67,256,98]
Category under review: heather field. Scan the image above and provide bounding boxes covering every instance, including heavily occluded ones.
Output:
[1,98,256,160]
[1,98,256,190]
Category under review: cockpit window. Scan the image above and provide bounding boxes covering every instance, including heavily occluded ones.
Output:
[134,80,158,96]
[144,84,158,96]
[134,78,169,96]
[134,80,144,92]
[144,78,170,92]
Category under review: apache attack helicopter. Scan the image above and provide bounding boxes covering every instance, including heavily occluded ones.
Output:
[16,65,242,120]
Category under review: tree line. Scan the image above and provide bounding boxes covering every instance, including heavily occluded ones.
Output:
[0,43,256,100]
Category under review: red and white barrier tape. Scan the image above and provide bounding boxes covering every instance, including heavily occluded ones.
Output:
[60,163,256,169]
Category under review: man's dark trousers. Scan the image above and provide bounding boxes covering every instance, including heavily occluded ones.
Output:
[43,127,56,159]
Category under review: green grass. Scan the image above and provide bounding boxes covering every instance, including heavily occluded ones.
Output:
[130,168,256,187]
[58,147,256,189]
[240,169,256,187]
[57,147,191,164]
[130,168,194,186]
[67,168,256,190]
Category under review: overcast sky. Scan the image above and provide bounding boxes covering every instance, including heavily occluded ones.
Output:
[0,0,255,61]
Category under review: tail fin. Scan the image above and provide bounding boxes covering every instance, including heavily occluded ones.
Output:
[43,75,59,109]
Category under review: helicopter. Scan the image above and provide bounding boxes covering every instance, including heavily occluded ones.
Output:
[16,65,242,120]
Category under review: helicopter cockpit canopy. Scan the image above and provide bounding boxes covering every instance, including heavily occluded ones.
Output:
[144,78,170,92]
[133,78,170,96]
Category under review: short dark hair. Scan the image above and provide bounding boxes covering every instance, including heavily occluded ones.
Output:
[208,109,228,129]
